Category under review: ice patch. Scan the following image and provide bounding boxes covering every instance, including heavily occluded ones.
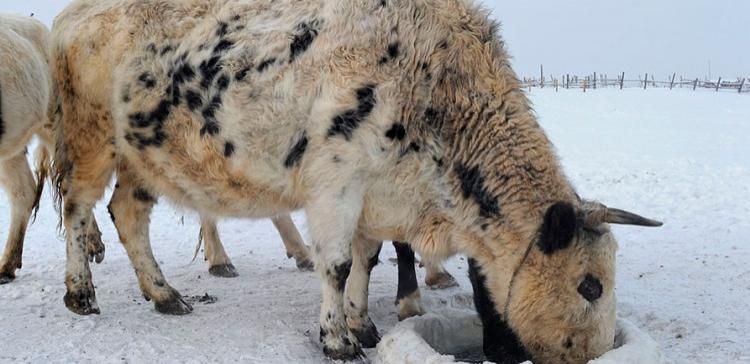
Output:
[377,312,665,364]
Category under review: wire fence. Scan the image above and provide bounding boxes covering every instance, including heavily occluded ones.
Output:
[520,68,749,94]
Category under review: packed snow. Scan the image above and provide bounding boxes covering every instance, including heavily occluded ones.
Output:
[1,88,748,363]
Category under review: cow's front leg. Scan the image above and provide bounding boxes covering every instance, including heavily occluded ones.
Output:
[307,190,364,361]
[108,167,191,315]
[344,235,382,348]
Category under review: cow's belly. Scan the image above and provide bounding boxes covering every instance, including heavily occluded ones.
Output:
[120,137,304,218]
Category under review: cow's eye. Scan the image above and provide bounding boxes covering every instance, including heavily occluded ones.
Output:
[577,274,602,302]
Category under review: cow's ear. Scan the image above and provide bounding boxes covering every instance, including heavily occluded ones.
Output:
[537,202,577,255]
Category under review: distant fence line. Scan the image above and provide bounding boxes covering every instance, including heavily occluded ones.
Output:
[521,67,748,93]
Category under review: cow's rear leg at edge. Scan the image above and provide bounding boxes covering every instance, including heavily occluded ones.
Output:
[108,164,192,315]
[0,154,37,284]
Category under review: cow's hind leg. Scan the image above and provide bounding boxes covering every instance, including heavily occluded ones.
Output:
[0,153,37,284]
[307,190,364,360]
[85,216,105,264]
[108,166,191,315]
[424,259,458,289]
[393,241,425,320]
[200,215,238,278]
[271,214,313,271]
[61,181,109,315]
[344,236,382,348]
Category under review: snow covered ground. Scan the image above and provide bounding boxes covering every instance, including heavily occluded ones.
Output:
[0,88,748,363]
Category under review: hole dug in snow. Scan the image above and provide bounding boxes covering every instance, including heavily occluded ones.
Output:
[376,312,666,364]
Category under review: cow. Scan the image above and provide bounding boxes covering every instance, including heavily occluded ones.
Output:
[50,0,662,362]
[0,14,53,284]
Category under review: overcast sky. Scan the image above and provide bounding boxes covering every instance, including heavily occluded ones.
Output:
[5,0,748,79]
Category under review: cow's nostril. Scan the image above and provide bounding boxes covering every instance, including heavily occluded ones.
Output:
[578,274,602,302]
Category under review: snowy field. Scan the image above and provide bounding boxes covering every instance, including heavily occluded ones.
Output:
[0,88,748,363]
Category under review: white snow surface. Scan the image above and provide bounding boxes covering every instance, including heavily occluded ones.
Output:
[1,88,748,363]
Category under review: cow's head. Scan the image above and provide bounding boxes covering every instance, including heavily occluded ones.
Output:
[481,201,661,363]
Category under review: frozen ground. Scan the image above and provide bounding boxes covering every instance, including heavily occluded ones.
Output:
[0,88,748,363]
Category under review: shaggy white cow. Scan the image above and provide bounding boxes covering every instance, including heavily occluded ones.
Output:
[51,0,662,362]
[0,14,52,284]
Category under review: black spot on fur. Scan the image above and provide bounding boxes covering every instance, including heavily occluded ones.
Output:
[468,258,531,363]
[537,202,577,255]
[146,43,157,54]
[385,123,406,140]
[326,84,376,140]
[138,72,156,88]
[133,188,155,203]
[578,274,603,302]
[216,22,229,37]
[160,45,173,56]
[125,98,172,149]
[173,63,196,85]
[200,94,222,136]
[224,142,235,157]
[454,164,501,218]
[184,90,203,111]
[380,0,387,7]
[199,55,222,89]
[332,260,352,292]
[213,39,234,54]
[393,242,418,301]
[284,132,308,168]
[423,107,445,128]
[256,58,276,72]
[379,42,400,64]
[200,121,220,136]
[216,74,230,91]
[289,22,318,62]
[235,67,250,81]
[564,337,573,349]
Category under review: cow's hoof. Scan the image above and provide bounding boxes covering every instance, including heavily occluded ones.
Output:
[322,342,365,361]
[0,271,15,285]
[396,291,425,321]
[154,291,193,315]
[321,328,365,361]
[64,289,100,315]
[295,257,314,272]
[351,319,380,348]
[425,271,459,289]
[209,263,239,278]
[86,234,105,264]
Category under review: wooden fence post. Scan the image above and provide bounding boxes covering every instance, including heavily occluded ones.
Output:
[566,74,570,89]
[739,78,746,93]
[716,77,721,92]
[669,73,676,90]
[644,73,648,89]
[540,64,544,89]
[620,72,625,89]
[593,72,597,89]
[693,78,698,90]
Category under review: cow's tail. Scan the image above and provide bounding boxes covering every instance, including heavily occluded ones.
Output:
[31,141,51,222]
[49,46,72,231]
